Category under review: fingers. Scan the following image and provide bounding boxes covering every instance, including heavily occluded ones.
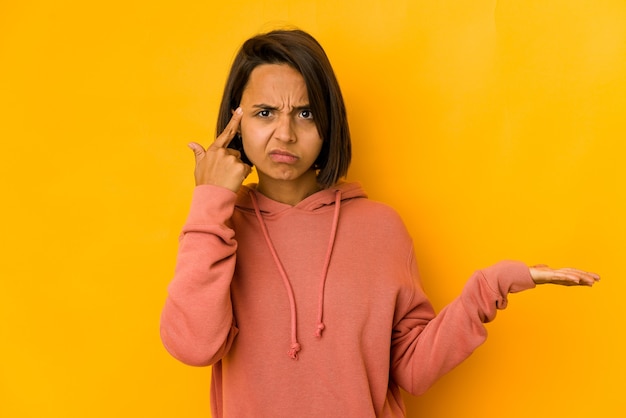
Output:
[213,107,243,149]
[226,148,242,159]
[549,268,600,286]
[530,265,601,287]
[186,107,248,188]
[561,268,601,286]
[550,270,590,286]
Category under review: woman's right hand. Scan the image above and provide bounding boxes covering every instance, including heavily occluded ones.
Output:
[187,107,252,192]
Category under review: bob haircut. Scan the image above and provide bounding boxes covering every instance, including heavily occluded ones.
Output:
[216,29,351,189]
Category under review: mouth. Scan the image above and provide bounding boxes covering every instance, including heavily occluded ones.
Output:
[269,149,299,164]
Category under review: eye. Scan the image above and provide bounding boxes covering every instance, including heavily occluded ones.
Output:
[257,109,272,118]
[299,109,313,119]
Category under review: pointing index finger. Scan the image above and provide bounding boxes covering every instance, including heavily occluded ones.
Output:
[213,107,243,148]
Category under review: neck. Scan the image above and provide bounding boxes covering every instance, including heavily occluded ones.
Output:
[256,170,320,206]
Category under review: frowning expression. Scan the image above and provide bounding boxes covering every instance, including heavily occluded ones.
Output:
[239,64,323,185]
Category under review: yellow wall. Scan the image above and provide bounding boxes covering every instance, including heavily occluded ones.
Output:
[1,1,624,417]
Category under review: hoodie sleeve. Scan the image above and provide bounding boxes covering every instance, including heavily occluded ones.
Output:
[390,256,536,396]
[160,185,239,366]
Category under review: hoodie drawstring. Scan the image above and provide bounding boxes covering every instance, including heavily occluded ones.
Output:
[249,190,342,360]
[315,190,341,338]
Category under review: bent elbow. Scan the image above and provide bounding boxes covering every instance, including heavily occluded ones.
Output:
[160,334,219,367]
[160,324,235,367]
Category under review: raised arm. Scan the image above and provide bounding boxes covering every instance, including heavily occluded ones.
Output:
[160,109,252,366]
[391,257,599,396]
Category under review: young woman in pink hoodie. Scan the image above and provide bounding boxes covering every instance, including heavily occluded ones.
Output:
[160,29,599,417]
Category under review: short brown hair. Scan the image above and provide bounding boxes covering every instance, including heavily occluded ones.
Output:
[216,29,351,189]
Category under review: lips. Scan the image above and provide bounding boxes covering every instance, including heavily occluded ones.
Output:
[269,149,299,164]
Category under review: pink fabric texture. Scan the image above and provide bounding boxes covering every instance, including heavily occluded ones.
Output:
[160,182,535,417]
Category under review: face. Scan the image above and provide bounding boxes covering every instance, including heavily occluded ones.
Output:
[239,64,323,189]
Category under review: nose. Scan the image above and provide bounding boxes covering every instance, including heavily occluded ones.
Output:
[273,113,296,143]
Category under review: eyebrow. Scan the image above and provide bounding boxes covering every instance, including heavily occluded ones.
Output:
[251,103,311,111]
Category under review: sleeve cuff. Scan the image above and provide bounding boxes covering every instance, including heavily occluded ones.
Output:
[482,260,536,295]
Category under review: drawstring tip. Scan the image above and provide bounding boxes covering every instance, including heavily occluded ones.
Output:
[288,343,301,360]
[315,322,325,338]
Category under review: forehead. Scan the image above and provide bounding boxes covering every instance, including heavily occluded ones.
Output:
[242,64,309,102]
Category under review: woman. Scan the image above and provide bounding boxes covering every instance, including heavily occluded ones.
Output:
[160,29,599,417]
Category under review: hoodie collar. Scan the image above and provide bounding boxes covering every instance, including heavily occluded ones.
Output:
[237,181,367,214]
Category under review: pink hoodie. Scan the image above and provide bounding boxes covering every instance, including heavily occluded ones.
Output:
[160,182,535,417]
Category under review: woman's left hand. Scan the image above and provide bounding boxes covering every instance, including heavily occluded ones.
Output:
[529,265,600,286]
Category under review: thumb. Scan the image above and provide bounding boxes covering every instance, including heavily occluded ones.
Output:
[187,142,205,159]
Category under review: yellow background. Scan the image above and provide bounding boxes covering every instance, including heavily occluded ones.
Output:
[1,1,624,417]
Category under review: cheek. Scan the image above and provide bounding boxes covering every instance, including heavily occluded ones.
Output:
[313,140,325,162]
[240,122,266,148]
[309,130,325,154]
[240,127,274,167]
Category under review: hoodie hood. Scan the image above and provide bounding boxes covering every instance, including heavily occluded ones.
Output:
[235,181,367,359]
